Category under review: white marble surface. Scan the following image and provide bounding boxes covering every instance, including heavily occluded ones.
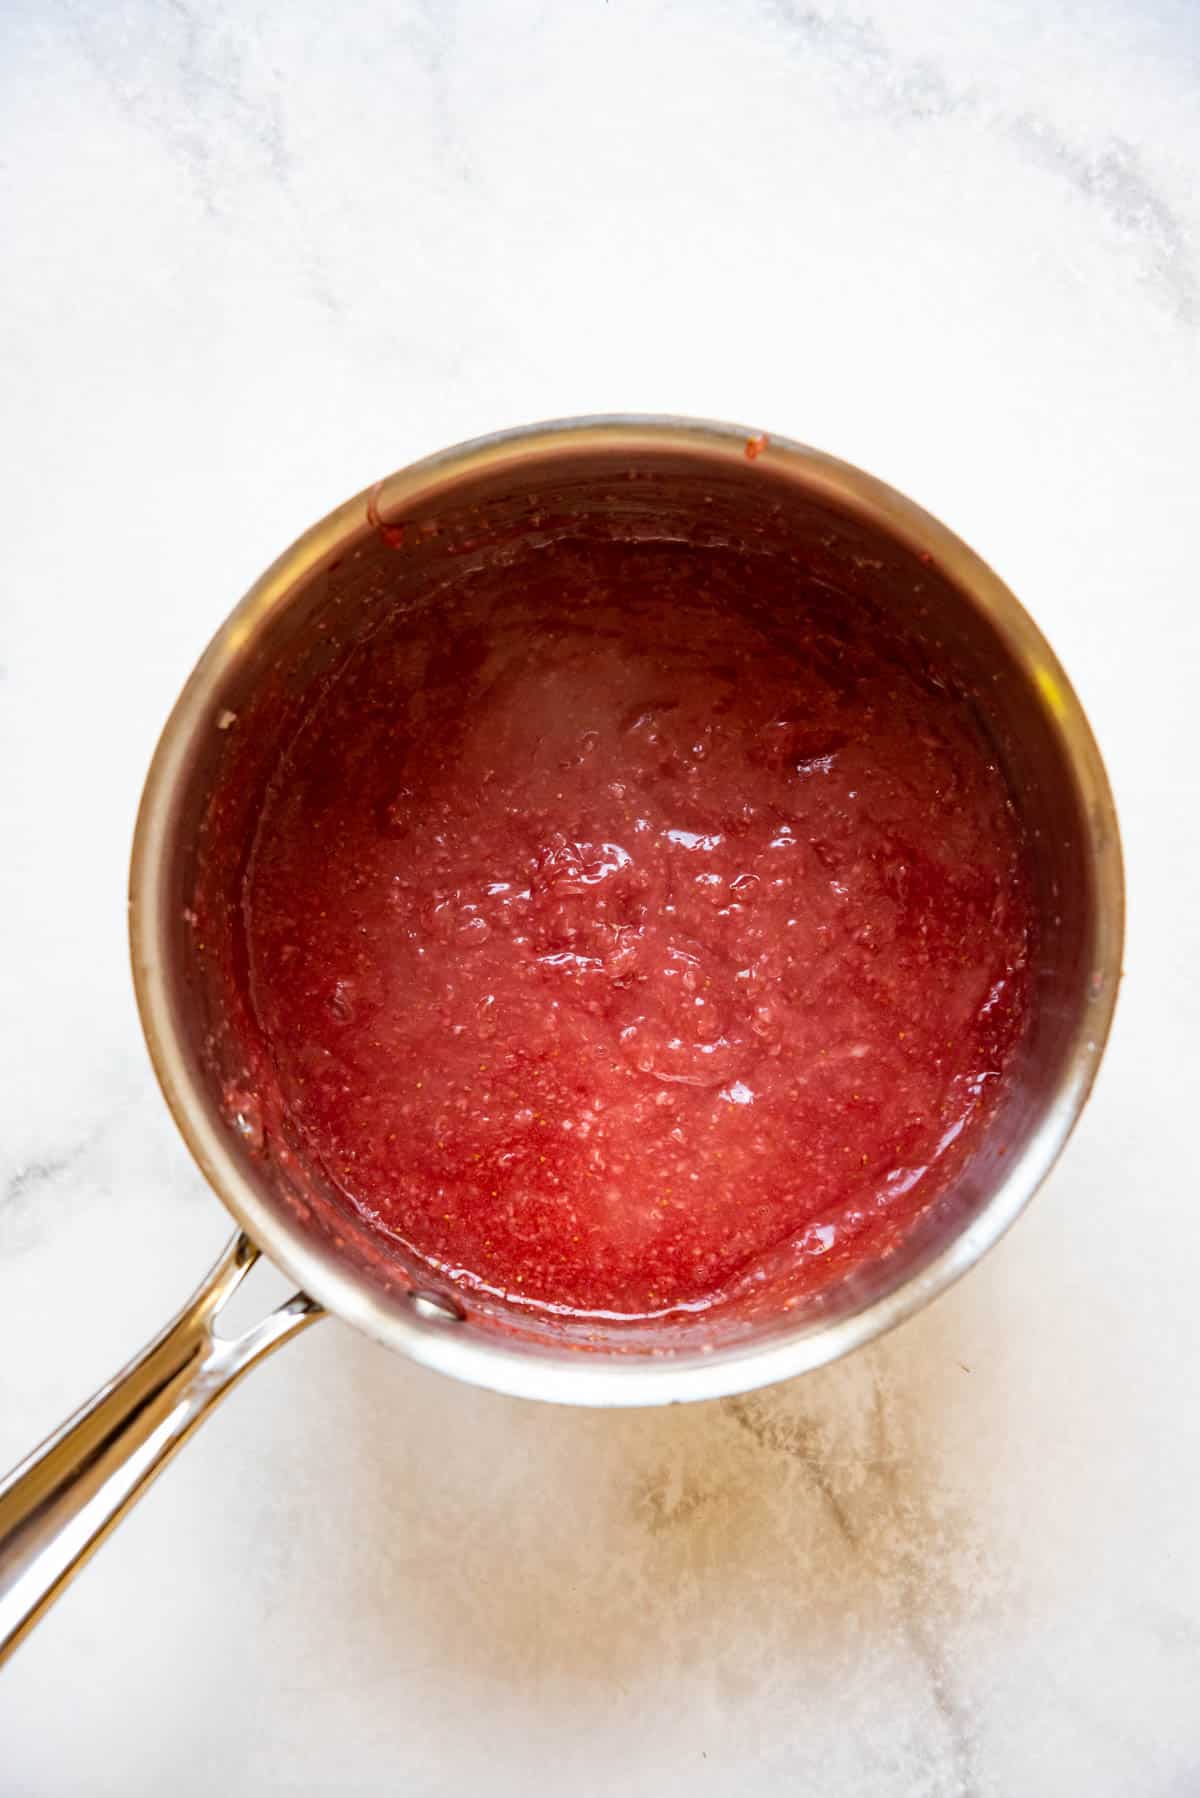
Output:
[1,1,1198,1791]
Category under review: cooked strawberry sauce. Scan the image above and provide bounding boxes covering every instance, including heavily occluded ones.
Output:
[244,539,1032,1321]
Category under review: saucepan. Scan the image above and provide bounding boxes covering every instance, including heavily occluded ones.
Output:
[0,417,1123,1663]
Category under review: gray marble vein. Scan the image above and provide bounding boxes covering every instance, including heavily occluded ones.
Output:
[725,1381,979,1798]
[764,0,1196,323]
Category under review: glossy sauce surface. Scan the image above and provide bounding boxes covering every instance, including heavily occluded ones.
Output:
[244,540,1033,1321]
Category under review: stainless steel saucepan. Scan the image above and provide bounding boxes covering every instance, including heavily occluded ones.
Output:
[0,417,1123,1663]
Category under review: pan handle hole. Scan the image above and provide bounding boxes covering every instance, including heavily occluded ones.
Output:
[409,1289,465,1324]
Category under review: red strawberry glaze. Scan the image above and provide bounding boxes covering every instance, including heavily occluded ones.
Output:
[243,539,1032,1323]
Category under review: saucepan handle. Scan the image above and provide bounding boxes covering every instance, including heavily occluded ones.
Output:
[0,1231,322,1665]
